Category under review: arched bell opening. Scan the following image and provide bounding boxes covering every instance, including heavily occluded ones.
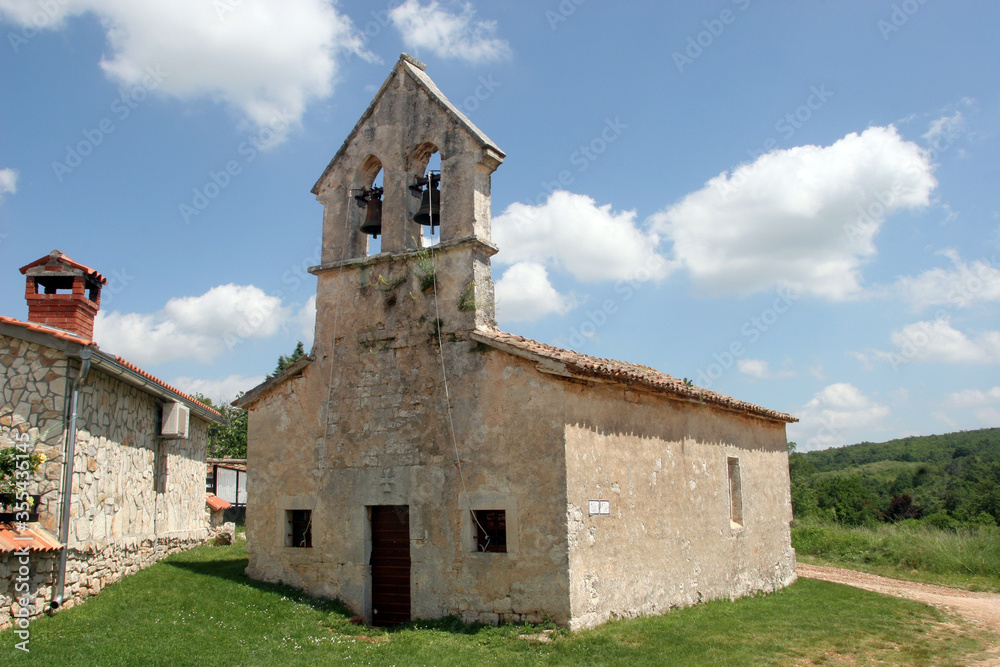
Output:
[407,143,442,248]
[353,155,385,256]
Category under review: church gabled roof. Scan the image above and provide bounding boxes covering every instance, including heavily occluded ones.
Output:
[471,329,797,424]
[310,53,505,195]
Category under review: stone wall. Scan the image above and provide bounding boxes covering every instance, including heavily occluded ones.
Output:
[0,334,70,526]
[562,380,796,630]
[1,333,211,629]
[72,363,209,542]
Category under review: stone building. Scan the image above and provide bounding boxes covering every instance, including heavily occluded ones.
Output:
[0,250,223,629]
[236,55,798,629]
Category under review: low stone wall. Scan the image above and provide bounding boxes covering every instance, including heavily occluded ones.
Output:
[0,528,209,630]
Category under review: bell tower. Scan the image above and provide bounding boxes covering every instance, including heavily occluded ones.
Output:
[309,54,505,344]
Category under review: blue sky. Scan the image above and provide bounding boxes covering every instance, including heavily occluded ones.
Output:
[1,1,998,450]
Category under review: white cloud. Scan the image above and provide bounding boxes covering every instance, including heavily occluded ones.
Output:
[298,295,316,346]
[493,191,673,283]
[651,126,936,300]
[737,359,770,379]
[172,374,265,404]
[789,383,891,451]
[94,284,289,365]
[885,320,1000,365]
[895,249,1000,310]
[389,0,511,64]
[945,386,1000,407]
[494,261,575,322]
[0,0,367,134]
[737,358,795,380]
[974,407,1000,426]
[0,167,17,200]
[924,111,966,146]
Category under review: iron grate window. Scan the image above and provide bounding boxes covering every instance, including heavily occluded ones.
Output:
[286,509,312,548]
[473,509,506,553]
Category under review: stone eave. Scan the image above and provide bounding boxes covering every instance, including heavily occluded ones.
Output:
[310,53,505,196]
[470,329,798,425]
[233,356,313,408]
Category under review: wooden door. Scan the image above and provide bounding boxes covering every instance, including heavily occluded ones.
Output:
[370,505,410,626]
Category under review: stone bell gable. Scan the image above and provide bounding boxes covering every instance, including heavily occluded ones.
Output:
[308,54,506,341]
[313,54,505,261]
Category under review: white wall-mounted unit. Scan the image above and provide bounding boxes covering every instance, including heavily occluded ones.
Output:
[162,402,190,438]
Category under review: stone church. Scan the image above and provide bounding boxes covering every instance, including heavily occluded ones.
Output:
[236,54,797,629]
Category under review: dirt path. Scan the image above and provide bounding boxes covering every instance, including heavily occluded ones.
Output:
[797,563,1000,666]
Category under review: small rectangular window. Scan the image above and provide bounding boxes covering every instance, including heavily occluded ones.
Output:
[473,509,506,552]
[728,457,743,527]
[286,509,312,547]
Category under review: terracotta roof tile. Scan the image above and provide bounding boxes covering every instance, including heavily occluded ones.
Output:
[0,316,220,418]
[112,355,221,418]
[205,494,232,512]
[0,315,95,346]
[19,250,107,284]
[0,522,63,553]
[471,329,797,423]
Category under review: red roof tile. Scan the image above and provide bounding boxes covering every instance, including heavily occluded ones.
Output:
[471,329,797,423]
[19,250,107,284]
[205,494,232,511]
[0,522,63,553]
[112,355,222,418]
[0,315,95,346]
[0,316,220,419]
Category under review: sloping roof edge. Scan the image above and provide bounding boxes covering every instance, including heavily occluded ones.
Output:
[232,355,313,409]
[470,329,797,424]
[310,53,505,195]
[0,316,222,423]
[94,352,224,423]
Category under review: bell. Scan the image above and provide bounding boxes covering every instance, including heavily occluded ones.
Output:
[413,183,441,229]
[360,199,382,238]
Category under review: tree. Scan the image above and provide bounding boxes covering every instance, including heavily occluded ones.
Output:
[269,341,306,379]
[192,393,248,459]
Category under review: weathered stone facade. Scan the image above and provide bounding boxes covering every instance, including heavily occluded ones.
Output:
[238,55,797,630]
[1,253,221,630]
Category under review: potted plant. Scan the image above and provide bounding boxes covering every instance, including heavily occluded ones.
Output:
[0,446,45,522]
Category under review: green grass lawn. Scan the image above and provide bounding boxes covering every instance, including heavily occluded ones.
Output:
[1,539,992,666]
[793,521,1000,592]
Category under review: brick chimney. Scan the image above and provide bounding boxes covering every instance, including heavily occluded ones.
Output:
[19,250,107,341]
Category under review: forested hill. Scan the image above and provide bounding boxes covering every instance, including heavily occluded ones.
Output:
[800,428,1000,472]
[790,427,1000,527]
